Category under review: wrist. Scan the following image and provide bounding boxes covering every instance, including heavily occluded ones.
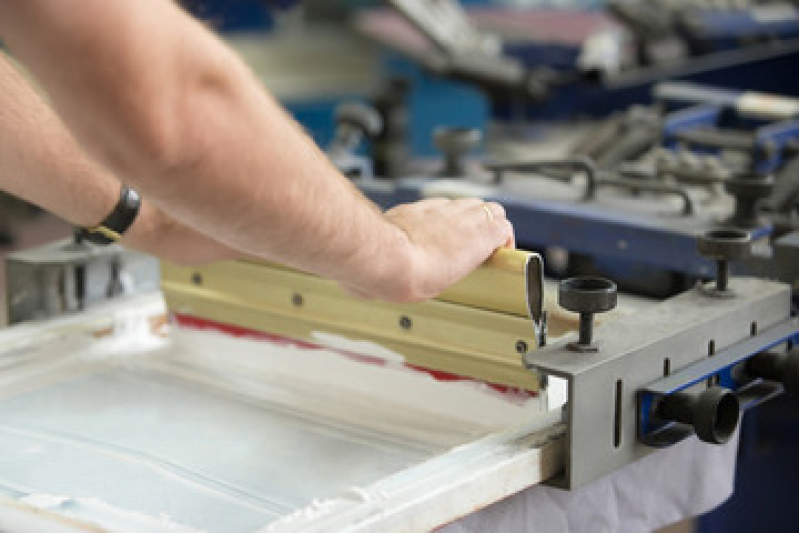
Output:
[118,200,163,252]
[350,217,418,302]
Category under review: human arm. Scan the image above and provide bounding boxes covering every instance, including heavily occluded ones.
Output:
[0,0,513,302]
[0,53,242,266]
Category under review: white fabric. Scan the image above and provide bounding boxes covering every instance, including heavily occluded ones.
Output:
[442,431,739,533]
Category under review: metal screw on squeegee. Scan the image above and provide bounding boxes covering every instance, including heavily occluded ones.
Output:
[433,127,482,177]
[696,229,751,294]
[558,277,617,352]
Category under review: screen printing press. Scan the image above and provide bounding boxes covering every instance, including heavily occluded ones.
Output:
[0,235,796,533]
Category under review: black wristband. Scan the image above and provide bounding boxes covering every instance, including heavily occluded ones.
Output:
[78,186,141,245]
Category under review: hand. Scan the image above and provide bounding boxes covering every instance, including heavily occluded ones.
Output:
[347,197,515,302]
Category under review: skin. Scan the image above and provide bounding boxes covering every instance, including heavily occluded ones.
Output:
[0,54,241,266]
[0,0,514,302]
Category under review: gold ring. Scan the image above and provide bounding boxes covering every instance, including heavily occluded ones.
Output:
[482,203,494,222]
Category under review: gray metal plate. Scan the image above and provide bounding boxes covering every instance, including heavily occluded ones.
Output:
[524,278,792,488]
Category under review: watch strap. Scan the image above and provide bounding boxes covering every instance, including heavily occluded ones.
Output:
[78,186,141,245]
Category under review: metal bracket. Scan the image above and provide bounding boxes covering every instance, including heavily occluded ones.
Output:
[639,317,798,447]
[5,238,159,324]
[523,277,795,489]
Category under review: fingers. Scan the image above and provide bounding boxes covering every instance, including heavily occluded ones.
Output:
[414,196,484,217]
[476,201,506,222]
[415,197,513,250]
[460,200,511,244]
[414,197,452,211]
[505,225,516,249]
[416,197,506,218]
[378,196,521,302]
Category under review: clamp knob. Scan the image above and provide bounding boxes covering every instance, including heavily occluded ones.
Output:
[724,172,774,229]
[433,127,482,176]
[744,348,799,396]
[330,103,383,155]
[656,386,740,445]
[697,229,751,293]
[336,102,383,139]
[558,277,617,352]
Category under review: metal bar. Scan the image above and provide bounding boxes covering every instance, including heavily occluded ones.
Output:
[642,317,799,395]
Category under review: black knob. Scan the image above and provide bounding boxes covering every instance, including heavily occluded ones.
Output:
[724,172,774,229]
[558,276,617,352]
[696,229,751,293]
[744,349,799,396]
[433,127,482,177]
[656,386,740,445]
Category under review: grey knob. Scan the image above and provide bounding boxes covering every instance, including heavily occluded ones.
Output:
[724,172,774,229]
[697,229,751,292]
[433,127,482,176]
[336,103,383,138]
[330,103,383,155]
[558,276,617,352]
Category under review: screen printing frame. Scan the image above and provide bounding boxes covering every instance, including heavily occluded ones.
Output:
[0,291,565,533]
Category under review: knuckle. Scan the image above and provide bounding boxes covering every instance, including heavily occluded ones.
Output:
[455,196,483,208]
[487,201,506,218]
[496,218,513,238]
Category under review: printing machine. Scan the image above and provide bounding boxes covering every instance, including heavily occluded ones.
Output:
[320,79,799,529]
[1,126,797,530]
[0,4,796,529]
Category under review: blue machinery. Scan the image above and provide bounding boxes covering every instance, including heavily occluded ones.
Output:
[352,82,799,298]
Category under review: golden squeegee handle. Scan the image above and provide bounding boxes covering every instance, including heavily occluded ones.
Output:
[438,248,538,318]
[248,248,539,319]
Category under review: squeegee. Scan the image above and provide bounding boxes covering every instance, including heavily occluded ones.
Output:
[161,249,557,391]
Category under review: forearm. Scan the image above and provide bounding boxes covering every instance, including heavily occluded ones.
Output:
[0,0,410,297]
[0,53,241,267]
[122,201,247,266]
[0,55,118,228]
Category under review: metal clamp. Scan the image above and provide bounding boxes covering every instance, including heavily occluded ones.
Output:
[639,318,798,448]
